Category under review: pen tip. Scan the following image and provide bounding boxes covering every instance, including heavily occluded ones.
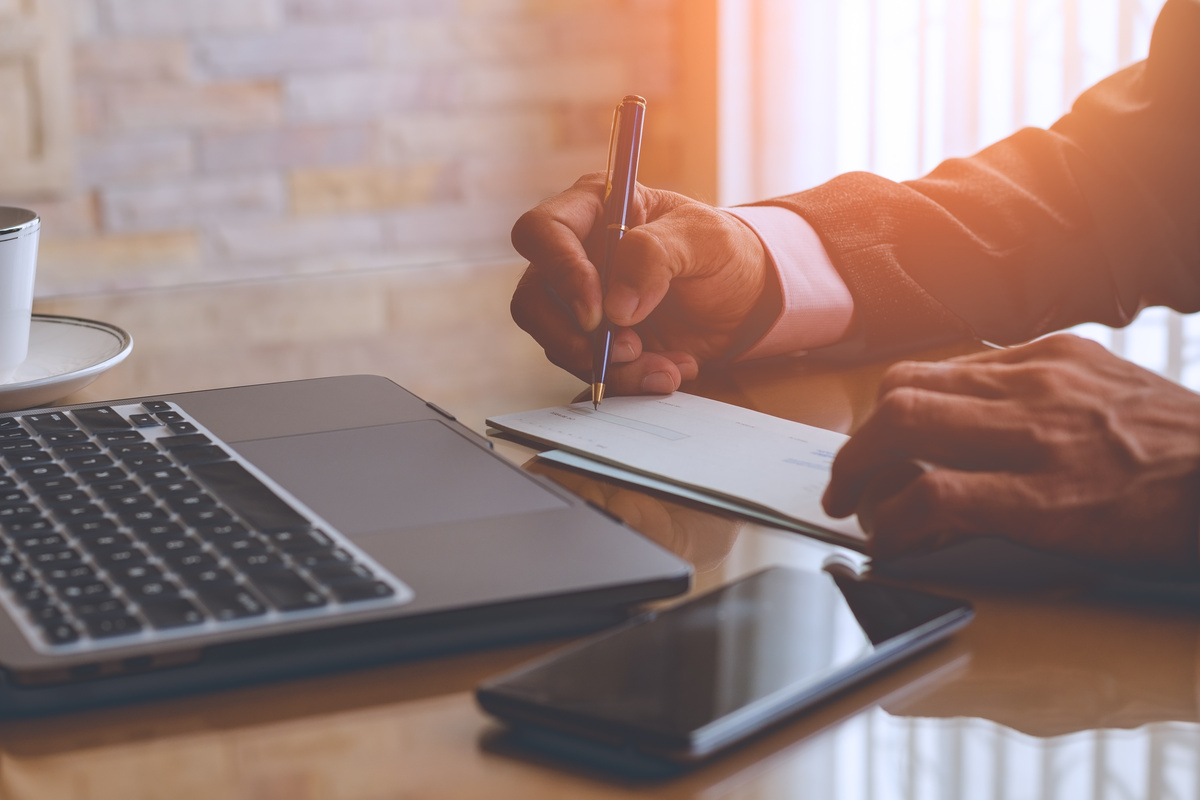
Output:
[591,383,605,408]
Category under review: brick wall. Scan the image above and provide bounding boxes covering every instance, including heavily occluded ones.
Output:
[2,0,685,297]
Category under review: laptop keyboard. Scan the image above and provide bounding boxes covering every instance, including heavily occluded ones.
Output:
[0,400,413,654]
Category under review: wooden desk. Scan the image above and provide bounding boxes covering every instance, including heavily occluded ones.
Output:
[7,270,1199,799]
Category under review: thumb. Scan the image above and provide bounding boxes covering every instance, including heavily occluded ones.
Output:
[604,205,765,327]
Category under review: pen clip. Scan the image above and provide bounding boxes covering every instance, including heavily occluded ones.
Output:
[604,101,621,204]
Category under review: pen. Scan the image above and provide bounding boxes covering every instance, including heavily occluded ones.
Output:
[591,95,646,409]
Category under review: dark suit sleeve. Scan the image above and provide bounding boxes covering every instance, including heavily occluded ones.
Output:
[757,0,1200,352]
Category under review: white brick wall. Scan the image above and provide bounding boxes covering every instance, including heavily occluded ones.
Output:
[4,0,682,297]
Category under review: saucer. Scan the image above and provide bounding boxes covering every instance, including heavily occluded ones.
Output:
[0,315,133,412]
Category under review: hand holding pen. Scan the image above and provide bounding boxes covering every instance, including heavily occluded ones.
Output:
[591,95,646,408]
[509,104,777,399]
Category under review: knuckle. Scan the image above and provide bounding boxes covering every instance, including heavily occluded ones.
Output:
[875,386,924,429]
[878,361,921,393]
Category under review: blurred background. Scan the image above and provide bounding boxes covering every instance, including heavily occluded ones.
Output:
[0,0,1187,429]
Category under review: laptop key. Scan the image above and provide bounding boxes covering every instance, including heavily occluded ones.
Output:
[140,466,186,484]
[124,454,173,471]
[97,430,145,445]
[42,563,98,585]
[43,430,89,446]
[94,547,150,568]
[163,551,219,574]
[125,579,181,603]
[66,452,116,470]
[194,582,267,620]
[172,444,229,465]
[91,479,141,497]
[80,532,137,556]
[67,517,118,537]
[0,487,28,504]
[327,579,396,603]
[0,439,42,453]
[59,580,116,605]
[188,459,309,532]
[40,620,81,645]
[181,566,238,588]
[53,503,106,523]
[0,503,41,522]
[140,597,206,629]
[16,463,64,481]
[29,548,86,568]
[80,613,142,639]
[12,532,71,552]
[157,434,211,450]
[51,442,102,457]
[72,406,133,433]
[145,534,204,557]
[78,465,129,484]
[38,488,90,506]
[245,568,326,611]
[295,548,355,570]
[307,563,374,584]
[269,527,334,553]
[71,597,128,619]
[108,562,163,588]
[23,412,77,433]
[230,550,285,571]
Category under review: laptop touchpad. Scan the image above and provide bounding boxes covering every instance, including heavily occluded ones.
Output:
[231,420,568,537]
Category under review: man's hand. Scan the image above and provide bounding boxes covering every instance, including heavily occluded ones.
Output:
[822,334,1200,572]
[510,174,776,396]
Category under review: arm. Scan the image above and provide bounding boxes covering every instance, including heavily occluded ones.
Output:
[765,0,1200,352]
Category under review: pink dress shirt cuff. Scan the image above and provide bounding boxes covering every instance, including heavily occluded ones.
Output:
[722,205,856,360]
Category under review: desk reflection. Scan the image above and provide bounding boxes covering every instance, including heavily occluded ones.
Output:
[524,457,746,576]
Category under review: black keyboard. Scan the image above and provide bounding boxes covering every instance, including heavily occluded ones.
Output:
[0,401,411,652]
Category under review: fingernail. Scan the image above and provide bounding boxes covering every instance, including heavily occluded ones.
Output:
[605,286,639,324]
[642,372,676,394]
[615,341,637,362]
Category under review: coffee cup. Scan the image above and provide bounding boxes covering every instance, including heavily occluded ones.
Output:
[0,207,40,384]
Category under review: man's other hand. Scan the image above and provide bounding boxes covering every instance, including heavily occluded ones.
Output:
[823,334,1200,572]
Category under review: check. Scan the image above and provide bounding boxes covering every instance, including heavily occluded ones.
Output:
[487,393,866,549]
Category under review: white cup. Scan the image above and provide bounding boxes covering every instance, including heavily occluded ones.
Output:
[0,207,40,385]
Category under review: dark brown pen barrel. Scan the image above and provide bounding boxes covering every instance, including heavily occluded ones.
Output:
[603,96,645,229]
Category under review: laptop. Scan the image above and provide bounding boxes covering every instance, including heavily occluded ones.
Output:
[0,374,692,717]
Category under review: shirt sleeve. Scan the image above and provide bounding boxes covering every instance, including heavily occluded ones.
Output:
[722,205,857,360]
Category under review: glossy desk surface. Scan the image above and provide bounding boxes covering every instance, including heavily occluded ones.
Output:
[8,271,1200,799]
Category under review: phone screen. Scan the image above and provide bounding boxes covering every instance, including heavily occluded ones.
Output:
[478,565,971,761]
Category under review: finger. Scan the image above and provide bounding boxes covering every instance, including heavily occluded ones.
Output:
[510,175,607,330]
[510,265,593,380]
[865,468,1014,560]
[604,205,765,329]
[945,333,1106,365]
[594,350,701,397]
[879,360,1024,401]
[822,388,1040,518]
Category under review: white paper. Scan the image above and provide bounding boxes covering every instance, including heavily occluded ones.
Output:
[487,393,866,548]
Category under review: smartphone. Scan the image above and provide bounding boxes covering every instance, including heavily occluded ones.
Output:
[476,564,972,768]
